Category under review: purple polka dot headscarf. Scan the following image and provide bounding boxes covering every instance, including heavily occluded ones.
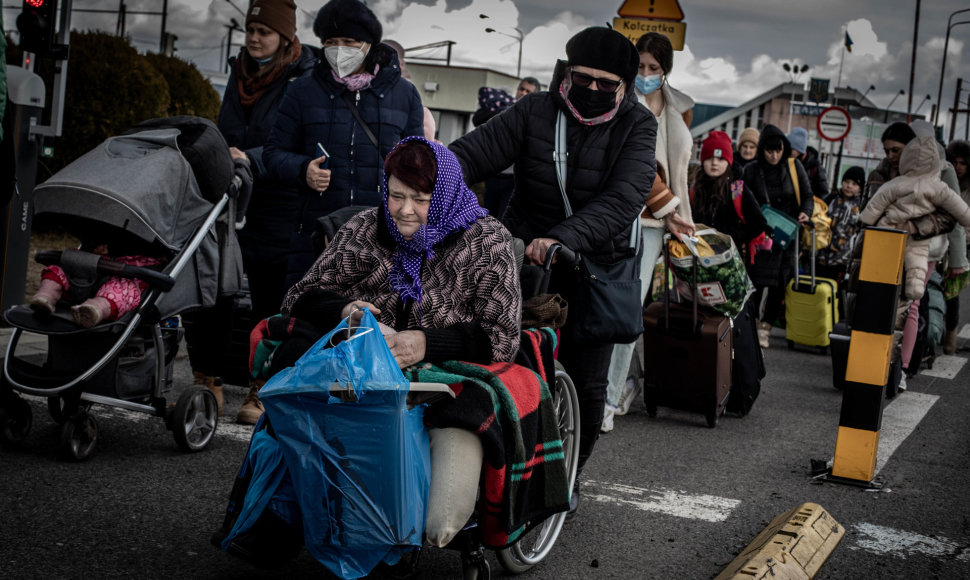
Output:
[383,136,488,305]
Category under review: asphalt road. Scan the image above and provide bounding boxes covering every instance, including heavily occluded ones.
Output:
[1,292,969,579]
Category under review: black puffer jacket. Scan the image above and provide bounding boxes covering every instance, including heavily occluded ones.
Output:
[800,146,830,199]
[449,61,657,265]
[218,45,317,263]
[743,124,814,220]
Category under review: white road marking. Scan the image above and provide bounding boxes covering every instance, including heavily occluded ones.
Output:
[22,394,255,443]
[958,323,970,340]
[920,354,968,380]
[851,522,970,561]
[875,391,938,476]
[584,480,741,523]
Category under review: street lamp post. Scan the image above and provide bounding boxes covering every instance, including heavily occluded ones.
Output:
[884,89,905,123]
[224,18,243,73]
[480,14,523,78]
[782,61,810,132]
[914,94,932,116]
[933,8,970,126]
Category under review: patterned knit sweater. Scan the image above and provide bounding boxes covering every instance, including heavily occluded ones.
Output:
[282,207,522,363]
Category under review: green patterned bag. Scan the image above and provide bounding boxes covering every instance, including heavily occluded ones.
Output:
[667,228,754,318]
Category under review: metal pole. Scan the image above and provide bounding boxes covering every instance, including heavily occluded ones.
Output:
[159,0,168,53]
[907,0,920,120]
[515,28,523,78]
[934,9,970,126]
[951,78,962,141]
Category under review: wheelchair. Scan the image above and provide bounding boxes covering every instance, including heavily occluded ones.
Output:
[212,243,582,578]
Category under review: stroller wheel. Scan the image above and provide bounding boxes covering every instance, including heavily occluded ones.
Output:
[172,386,218,453]
[496,363,580,575]
[61,410,98,461]
[47,396,79,425]
[0,395,33,444]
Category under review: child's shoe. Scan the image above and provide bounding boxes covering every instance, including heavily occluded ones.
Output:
[72,297,112,328]
[29,279,64,316]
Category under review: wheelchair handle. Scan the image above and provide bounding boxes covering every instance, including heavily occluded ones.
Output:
[546,244,579,270]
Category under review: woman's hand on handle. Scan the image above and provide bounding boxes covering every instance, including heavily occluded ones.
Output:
[665,211,696,241]
[385,330,426,368]
[525,237,562,266]
[341,300,382,325]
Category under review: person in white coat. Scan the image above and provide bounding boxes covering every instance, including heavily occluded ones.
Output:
[602,32,696,431]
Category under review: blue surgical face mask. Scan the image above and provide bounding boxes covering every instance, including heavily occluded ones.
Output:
[635,73,663,96]
[253,55,274,65]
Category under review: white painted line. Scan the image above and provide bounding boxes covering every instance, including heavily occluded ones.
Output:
[851,522,970,561]
[958,323,970,340]
[920,355,968,380]
[875,391,938,476]
[23,394,255,443]
[585,480,741,523]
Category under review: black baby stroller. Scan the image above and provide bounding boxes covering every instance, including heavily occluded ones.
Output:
[0,116,246,460]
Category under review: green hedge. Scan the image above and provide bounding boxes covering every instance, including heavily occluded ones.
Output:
[5,31,222,175]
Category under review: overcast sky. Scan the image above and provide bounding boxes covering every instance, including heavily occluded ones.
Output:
[4,0,969,133]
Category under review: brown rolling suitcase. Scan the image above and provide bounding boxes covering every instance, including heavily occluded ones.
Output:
[643,239,733,427]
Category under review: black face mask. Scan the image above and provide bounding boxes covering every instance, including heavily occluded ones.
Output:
[568,85,617,118]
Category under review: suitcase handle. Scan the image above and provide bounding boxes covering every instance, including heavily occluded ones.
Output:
[661,234,699,335]
[795,223,817,294]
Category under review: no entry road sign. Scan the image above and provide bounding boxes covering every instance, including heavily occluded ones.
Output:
[817,106,851,142]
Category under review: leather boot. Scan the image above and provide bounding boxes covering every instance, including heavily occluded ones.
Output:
[193,371,224,416]
[943,329,958,355]
[237,379,265,425]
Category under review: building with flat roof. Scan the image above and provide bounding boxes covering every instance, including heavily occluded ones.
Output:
[691,83,926,186]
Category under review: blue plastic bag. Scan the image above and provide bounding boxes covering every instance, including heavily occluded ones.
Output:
[259,309,431,579]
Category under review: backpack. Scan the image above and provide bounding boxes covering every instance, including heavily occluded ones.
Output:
[789,158,832,251]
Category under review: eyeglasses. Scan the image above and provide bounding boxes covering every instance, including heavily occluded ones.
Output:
[569,71,621,93]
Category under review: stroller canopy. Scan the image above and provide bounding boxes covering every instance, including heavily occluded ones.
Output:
[33,129,215,252]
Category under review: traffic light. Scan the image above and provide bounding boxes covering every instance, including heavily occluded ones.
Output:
[163,33,178,57]
[17,0,59,56]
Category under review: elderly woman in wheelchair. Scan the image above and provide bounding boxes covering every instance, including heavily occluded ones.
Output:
[214,137,579,578]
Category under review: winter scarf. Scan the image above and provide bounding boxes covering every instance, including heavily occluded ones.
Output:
[383,137,488,305]
[236,37,303,108]
[331,65,378,92]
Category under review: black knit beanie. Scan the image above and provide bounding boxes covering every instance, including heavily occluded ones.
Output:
[882,122,916,145]
[842,166,866,190]
[313,0,382,44]
[565,27,639,84]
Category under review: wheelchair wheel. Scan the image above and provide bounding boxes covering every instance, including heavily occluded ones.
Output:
[496,362,580,574]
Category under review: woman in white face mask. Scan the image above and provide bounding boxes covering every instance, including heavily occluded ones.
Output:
[262,0,425,290]
[601,32,697,433]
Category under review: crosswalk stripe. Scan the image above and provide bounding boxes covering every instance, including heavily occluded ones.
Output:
[585,480,741,523]
[920,354,968,379]
[23,394,255,444]
[958,323,970,340]
[851,522,970,561]
[875,391,938,476]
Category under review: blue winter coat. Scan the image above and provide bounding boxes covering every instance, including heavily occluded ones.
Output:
[263,44,424,282]
[218,44,317,264]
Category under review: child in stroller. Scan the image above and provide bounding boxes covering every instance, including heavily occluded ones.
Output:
[0,116,247,460]
[30,241,166,328]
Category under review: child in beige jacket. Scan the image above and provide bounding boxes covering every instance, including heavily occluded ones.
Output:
[860,134,970,300]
